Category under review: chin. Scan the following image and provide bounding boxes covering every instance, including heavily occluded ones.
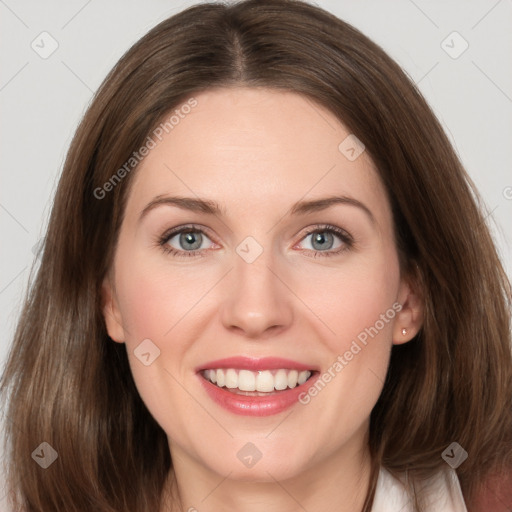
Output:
[200,444,308,482]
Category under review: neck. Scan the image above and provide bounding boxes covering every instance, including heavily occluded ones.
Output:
[160,436,373,512]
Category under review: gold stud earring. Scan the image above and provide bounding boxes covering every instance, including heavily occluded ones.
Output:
[401,328,407,336]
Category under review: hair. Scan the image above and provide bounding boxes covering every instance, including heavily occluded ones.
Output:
[1,0,511,510]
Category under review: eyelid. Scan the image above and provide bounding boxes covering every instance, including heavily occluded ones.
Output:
[294,224,353,244]
[292,224,353,255]
[159,223,217,243]
[157,223,219,257]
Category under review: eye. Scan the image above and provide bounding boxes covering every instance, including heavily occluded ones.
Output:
[158,225,216,258]
[295,225,353,257]
[157,223,353,259]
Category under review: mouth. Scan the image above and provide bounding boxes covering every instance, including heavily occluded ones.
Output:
[196,357,319,416]
[200,368,315,395]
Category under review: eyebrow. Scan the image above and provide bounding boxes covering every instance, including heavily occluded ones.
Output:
[139,194,375,224]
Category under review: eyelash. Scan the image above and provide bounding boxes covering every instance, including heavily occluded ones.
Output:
[156,223,354,259]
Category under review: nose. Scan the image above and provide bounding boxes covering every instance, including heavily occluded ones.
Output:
[219,246,294,339]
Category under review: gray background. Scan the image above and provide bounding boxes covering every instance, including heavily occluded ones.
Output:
[1,0,511,507]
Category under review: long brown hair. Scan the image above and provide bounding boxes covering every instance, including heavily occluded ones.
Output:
[1,1,511,510]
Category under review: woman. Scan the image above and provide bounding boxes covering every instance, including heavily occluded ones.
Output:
[1,1,511,511]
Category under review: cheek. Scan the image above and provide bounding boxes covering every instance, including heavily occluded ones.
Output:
[294,246,401,353]
[113,249,212,345]
[111,250,205,434]
[291,250,400,442]
[115,274,168,344]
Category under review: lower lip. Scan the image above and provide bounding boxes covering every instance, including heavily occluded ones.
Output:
[198,373,318,416]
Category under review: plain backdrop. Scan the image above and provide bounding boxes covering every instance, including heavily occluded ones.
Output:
[1,0,511,507]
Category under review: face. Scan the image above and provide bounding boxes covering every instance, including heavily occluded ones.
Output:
[102,87,422,484]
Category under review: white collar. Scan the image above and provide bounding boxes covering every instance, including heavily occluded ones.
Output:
[372,466,468,511]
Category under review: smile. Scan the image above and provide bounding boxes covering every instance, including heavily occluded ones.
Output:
[201,368,312,394]
[196,357,319,416]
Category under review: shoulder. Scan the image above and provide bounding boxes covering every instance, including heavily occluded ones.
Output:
[372,466,468,512]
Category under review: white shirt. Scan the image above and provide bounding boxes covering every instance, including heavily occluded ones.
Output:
[372,466,468,511]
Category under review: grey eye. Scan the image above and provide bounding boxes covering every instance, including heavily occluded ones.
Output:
[166,230,212,251]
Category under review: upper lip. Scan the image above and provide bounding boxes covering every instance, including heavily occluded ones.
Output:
[196,356,318,372]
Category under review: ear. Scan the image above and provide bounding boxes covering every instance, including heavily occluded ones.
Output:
[392,269,424,345]
[101,275,126,343]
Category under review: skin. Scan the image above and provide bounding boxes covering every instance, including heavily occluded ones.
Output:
[102,87,423,512]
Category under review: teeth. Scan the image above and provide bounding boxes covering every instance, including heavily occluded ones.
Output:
[202,368,312,392]
[275,369,288,390]
[287,370,298,388]
[297,370,309,385]
[225,368,238,388]
[256,370,274,392]
[238,370,256,391]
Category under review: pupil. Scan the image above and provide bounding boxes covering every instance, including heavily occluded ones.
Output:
[312,232,333,250]
[180,231,202,250]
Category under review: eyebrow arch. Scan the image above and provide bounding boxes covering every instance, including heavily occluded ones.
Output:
[139,194,375,224]
[289,196,375,224]
[140,195,224,220]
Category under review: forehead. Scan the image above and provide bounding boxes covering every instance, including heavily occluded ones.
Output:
[125,87,391,226]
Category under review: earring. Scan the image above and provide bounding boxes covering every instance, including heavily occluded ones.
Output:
[401,328,407,336]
